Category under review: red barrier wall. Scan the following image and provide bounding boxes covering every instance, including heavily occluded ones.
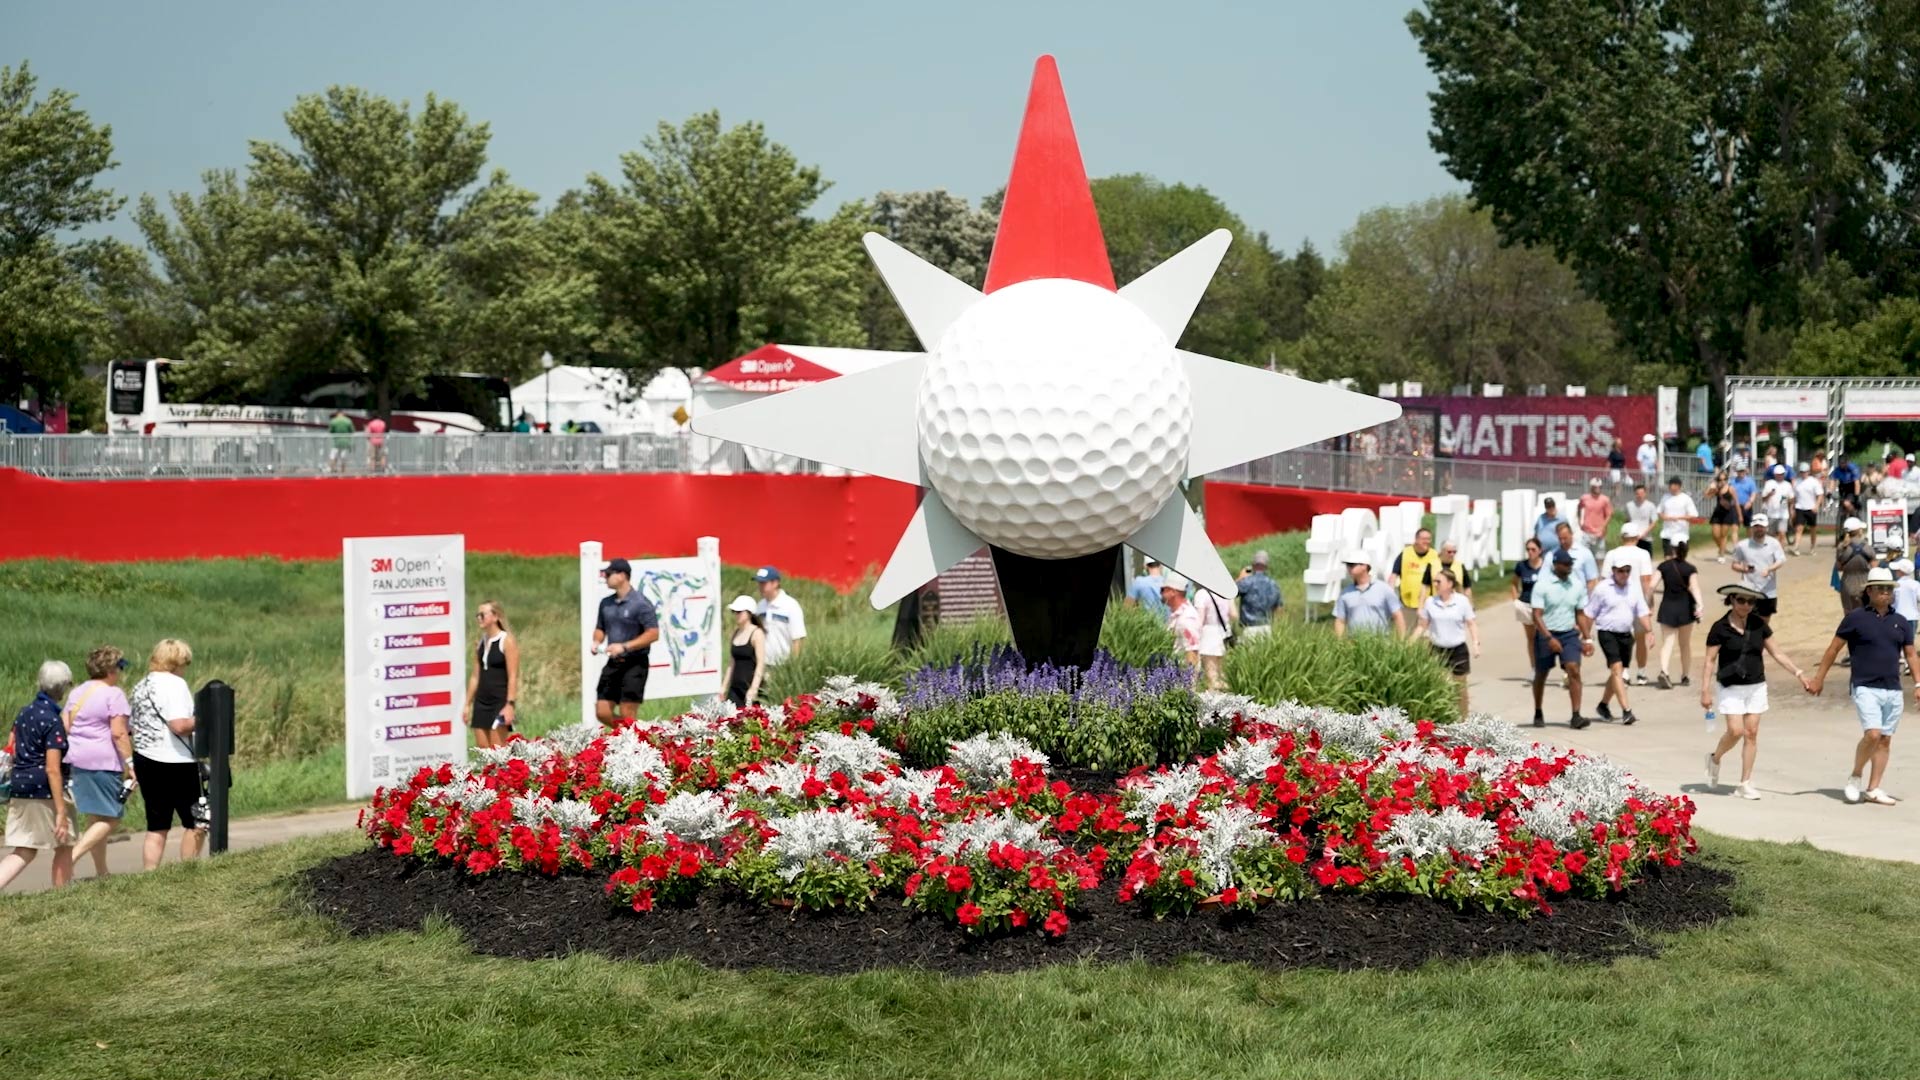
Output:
[1202,481,1406,545]
[0,469,1379,585]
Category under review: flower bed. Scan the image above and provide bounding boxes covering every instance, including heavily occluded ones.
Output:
[360,678,1698,941]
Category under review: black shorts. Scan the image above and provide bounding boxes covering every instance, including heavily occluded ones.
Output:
[1433,642,1470,676]
[596,657,649,704]
[133,756,200,832]
[1795,509,1817,529]
[470,695,509,731]
[1598,629,1636,667]
[1710,506,1740,525]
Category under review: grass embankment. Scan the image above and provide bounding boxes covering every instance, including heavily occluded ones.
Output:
[0,830,1910,1079]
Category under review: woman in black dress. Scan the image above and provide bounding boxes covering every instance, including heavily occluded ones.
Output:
[466,601,519,749]
[723,595,767,709]
[1706,469,1739,561]
[1654,541,1703,689]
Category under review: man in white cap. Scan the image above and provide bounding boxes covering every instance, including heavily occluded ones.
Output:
[1576,477,1613,558]
[1333,552,1403,638]
[1761,465,1794,541]
[1606,520,1657,685]
[754,567,807,665]
[1729,515,1787,619]
[1894,559,1920,625]
[1808,566,1920,805]
[1636,433,1660,487]
[1161,574,1203,668]
[1589,558,1654,724]
[1791,463,1826,555]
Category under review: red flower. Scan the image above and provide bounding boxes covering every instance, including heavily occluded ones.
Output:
[677,853,703,878]
[1563,851,1588,875]
[956,902,982,927]
[1009,909,1028,927]
[1043,909,1070,936]
[801,776,828,799]
[1286,846,1308,864]
[1218,887,1239,906]
[632,889,654,912]
[903,872,923,898]
[1178,868,1197,888]
[640,854,669,881]
[944,865,973,893]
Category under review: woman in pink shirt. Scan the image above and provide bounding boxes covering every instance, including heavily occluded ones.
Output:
[63,645,137,878]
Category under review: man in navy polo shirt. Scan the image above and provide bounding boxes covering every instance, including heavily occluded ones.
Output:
[1809,567,1920,805]
[592,557,660,727]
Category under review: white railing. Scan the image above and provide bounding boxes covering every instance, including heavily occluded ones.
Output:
[0,431,694,479]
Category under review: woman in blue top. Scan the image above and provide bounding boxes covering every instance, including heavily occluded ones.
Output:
[0,661,76,891]
[1510,537,1546,664]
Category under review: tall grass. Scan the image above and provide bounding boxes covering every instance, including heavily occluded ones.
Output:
[1223,621,1461,723]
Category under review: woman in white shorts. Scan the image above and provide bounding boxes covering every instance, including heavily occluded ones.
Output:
[1701,583,1813,800]
[1194,588,1233,692]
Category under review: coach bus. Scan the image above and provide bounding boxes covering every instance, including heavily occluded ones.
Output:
[106,358,514,435]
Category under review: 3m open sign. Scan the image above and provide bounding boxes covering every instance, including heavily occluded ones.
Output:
[370,557,395,572]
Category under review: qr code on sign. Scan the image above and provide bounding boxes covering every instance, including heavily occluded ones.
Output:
[371,755,391,779]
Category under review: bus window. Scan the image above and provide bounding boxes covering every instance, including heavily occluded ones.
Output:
[109,361,146,416]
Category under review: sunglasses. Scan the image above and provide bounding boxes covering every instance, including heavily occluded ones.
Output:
[114,657,129,672]
[1731,596,1755,605]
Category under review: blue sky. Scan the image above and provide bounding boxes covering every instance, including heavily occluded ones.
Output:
[13,1,1458,256]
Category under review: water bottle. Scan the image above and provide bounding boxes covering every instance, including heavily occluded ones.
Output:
[1704,709,1717,732]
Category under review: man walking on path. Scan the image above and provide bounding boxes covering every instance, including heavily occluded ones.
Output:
[1625,483,1659,543]
[1730,465,1758,526]
[755,568,808,665]
[1637,433,1661,487]
[1390,528,1441,636]
[1606,521,1657,685]
[592,558,660,727]
[1659,476,1700,556]
[1577,478,1613,558]
[1792,467,1826,555]
[1762,466,1794,544]
[1334,553,1404,638]
[1590,561,1655,724]
[1531,549,1595,729]
[1730,515,1787,619]
[1809,567,1920,806]
[1831,455,1862,538]
[1552,522,1599,592]
[1534,498,1572,550]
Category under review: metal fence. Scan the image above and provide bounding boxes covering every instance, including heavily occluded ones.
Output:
[3,432,1722,503]
[0,431,694,479]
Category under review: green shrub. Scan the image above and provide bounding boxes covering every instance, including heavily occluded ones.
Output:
[1222,622,1460,723]
[762,622,907,705]
[1097,601,1177,667]
[909,617,1014,670]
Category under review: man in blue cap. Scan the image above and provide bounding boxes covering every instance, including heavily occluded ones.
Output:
[592,558,660,726]
[754,566,808,665]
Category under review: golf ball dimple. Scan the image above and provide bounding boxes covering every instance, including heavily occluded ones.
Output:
[917,278,1192,559]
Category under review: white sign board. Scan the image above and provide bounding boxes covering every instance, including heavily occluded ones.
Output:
[1731,386,1829,421]
[343,534,466,800]
[1869,499,1909,555]
[580,537,723,720]
[1845,389,1920,421]
[1657,386,1679,438]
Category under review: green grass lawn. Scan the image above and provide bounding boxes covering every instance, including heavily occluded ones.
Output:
[0,829,1911,1079]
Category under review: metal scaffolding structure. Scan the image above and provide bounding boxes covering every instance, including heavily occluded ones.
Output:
[1722,375,1920,463]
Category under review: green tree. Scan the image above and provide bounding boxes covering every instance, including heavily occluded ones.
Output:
[1408,0,1920,389]
[856,189,997,350]
[1778,298,1920,379]
[0,61,123,406]
[558,111,866,373]
[1290,196,1624,389]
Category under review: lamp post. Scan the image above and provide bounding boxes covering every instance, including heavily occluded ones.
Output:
[541,351,554,432]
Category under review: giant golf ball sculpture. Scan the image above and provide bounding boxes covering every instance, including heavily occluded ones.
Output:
[691,56,1399,668]
[920,280,1191,559]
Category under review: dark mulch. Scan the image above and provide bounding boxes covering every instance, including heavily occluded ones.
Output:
[300,849,1736,976]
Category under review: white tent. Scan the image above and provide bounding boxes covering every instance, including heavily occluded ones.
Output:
[689,344,919,474]
[510,366,695,435]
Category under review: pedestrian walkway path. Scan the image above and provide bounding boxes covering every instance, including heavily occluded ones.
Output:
[8,804,361,894]
[1467,541,1919,863]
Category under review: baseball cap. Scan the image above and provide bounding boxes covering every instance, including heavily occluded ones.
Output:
[1620,520,1645,538]
[727,595,756,613]
[1844,517,1866,532]
[1551,549,1575,565]
[1542,496,1556,507]
[1750,513,1770,527]
[1867,567,1895,586]
[1339,549,1371,567]
[1161,572,1190,592]
[1589,477,1603,488]
[1736,463,1749,472]
[1893,559,1915,575]
[1643,433,1657,443]
[603,557,632,576]
[1143,557,1161,568]
[754,566,781,582]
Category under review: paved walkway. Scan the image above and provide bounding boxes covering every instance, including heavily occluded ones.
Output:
[1467,541,1919,863]
[6,805,361,895]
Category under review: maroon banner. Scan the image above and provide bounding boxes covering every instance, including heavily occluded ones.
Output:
[1399,395,1657,466]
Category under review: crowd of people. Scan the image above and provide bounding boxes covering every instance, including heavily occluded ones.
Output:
[3,640,209,891]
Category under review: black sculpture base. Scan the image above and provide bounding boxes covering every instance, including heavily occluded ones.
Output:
[989,544,1125,669]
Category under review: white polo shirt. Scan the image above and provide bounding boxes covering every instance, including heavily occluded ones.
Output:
[757,591,807,665]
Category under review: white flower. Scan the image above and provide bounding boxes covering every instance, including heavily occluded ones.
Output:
[1436,713,1532,757]
[510,794,553,828]
[1214,738,1283,783]
[1516,800,1579,847]
[945,733,1049,789]
[1192,804,1275,887]
[764,809,886,882]
[815,675,906,722]
[541,720,605,757]
[546,798,600,833]
[1120,765,1209,821]
[600,728,670,794]
[422,777,495,811]
[801,731,899,782]
[729,760,816,799]
[643,791,734,846]
[1531,756,1645,822]
[1196,691,1264,730]
[932,812,1059,857]
[1377,806,1499,863]
[871,768,948,810]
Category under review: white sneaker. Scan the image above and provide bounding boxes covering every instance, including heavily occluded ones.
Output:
[1865,789,1898,806]
[1705,752,1721,789]
[1738,782,1761,800]
[1844,776,1863,803]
